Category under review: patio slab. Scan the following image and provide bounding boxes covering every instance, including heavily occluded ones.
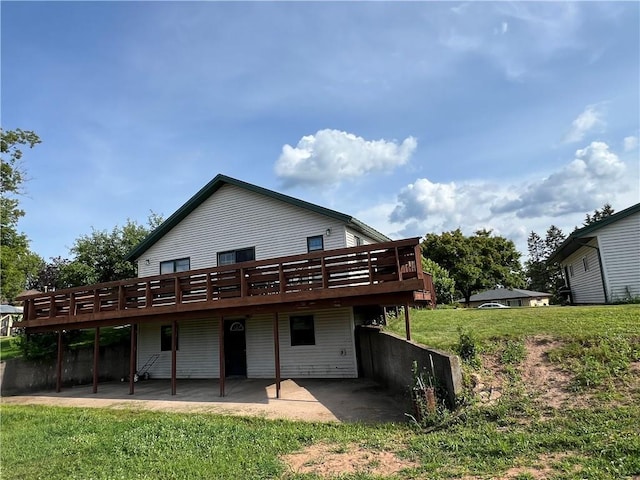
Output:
[1,378,410,423]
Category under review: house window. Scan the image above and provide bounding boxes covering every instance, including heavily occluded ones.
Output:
[290,315,315,346]
[354,235,363,246]
[217,247,255,266]
[307,235,324,252]
[160,258,190,274]
[160,324,178,351]
[582,257,589,272]
[569,265,574,277]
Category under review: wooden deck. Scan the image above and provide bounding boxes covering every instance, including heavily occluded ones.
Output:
[17,238,435,332]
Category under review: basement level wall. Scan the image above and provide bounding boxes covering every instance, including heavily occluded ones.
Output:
[136,307,357,380]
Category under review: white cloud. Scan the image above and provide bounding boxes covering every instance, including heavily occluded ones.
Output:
[563,105,605,143]
[363,141,633,258]
[624,135,638,152]
[492,141,625,218]
[275,129,416,187]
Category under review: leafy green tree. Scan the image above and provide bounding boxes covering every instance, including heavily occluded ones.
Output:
[31,214,163,290]
[1,128,43,302]
[583,203,615,226]
[524,225,566,303]
[421,229,524,305]
[421,257,456,305]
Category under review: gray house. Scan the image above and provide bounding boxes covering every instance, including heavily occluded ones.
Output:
[459,288,552,308]
[548,202,640,304]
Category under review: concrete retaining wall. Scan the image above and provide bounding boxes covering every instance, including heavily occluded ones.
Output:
[357,326,462,407]
[1,344,130,396]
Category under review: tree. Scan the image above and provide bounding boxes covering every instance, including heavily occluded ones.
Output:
[31,214,163,290]
[524,225,566,303]
[421,257,456,305]
[584,203,615,226]
[421,229,524,305]
[1,128,42,302]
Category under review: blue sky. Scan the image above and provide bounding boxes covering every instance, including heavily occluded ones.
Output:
[2,1,639,262]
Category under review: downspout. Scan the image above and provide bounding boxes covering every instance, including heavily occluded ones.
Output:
[576,240,608,304]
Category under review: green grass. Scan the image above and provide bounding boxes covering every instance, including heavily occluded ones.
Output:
[387,304,640,351]
[2,305,639,479]
[0,336,21,361]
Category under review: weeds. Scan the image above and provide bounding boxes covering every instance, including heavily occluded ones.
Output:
[548,335,640,391]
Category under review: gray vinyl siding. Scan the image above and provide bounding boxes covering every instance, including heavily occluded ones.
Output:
[137,318,219,379]
[597,212,640,301]
[246,308,357,379]
[345,227,376,247]
[563,241,605,304]
[137,307,357,379]
[137,184,349,277]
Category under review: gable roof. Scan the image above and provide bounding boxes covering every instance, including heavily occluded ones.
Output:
[548,202,640,264]
[126,174,391,261]
[461,288,552,303]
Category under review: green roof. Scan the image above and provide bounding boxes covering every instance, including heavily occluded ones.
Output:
[126,174,391,261]
[548,202,640,264]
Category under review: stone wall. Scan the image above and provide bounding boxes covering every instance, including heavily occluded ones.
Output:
[357,326,463,407]
[0,344,130,396]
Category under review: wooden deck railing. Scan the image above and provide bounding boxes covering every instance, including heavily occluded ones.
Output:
[18,238,434,325]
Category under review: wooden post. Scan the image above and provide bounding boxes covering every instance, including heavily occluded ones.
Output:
[273,312,281,399]
[171,320,177,395]
[69,292,76,316]
[56,330,63,392]
[367,252,373,284]
[49,295,56,318]
[278,264,285,294]
[206,273,213,301]
[174,277,182,305]
[145,282,152,308]
[92,327,100,394]
[395,247,402,281]
[118,285,125,311]
[404,304,411,341]
[240,268,246,298]
[219,316,225,397]
[129,323,137,395]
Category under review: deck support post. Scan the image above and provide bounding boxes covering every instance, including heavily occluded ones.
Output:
[92,327,100,394]
[171,320,177,395]
[56,330,63,392]
[273,312,281,399]
[404,304,411,341]
[129,323,137,395]
[219,316,225,397]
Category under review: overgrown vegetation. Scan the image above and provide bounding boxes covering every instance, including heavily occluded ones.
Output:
[1,305,639,479]
[4,326,130,361]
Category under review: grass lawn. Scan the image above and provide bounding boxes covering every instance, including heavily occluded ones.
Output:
[0,336,21,361]
[1,305,639,479]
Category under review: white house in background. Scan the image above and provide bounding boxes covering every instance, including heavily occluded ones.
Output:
[549,202,640,304]
[0,305,23,336]
[459,288,552,308]
[124,174,401,380]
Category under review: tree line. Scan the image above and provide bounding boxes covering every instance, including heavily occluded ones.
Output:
[0,128,615,306]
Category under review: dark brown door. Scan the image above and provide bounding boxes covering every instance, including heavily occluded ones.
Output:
[224,319,247,377]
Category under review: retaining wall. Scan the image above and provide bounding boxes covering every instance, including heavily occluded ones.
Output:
[357,326,463,407]
[1,344,130,396]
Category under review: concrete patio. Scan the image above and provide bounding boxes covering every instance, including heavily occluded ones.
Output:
[1,378,410,423]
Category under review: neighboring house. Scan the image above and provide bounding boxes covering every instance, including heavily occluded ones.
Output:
[548,202,640,304]
[0,305,23,336]
[459,288,552,308]
[118,174,422,381]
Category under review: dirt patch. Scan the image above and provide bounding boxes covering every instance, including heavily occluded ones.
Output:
[520,336,587,409]
[281,443,418,477]
[460,452,581,480]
